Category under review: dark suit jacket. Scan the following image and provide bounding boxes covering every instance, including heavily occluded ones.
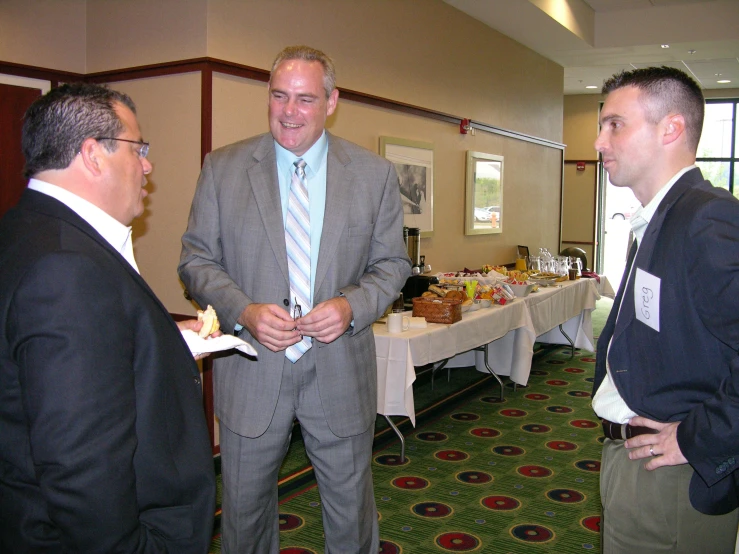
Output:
[0,190,215,552]
[179,132,411,439]
[593,167,739,515]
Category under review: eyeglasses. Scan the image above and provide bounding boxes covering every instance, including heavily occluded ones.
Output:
[96,137,150,158]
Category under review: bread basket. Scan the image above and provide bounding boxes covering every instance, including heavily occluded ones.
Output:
[412,296,462,324]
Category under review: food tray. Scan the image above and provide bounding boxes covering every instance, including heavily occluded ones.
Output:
[412,296,462,324]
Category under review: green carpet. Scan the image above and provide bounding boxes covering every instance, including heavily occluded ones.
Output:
[209,298,614,553]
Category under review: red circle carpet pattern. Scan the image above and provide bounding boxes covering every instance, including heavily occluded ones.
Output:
[455,471,493,484]
[412,501,453,518]
[435,532,481,551]
[481,495,521,511]
[434,450,469,462]
[278,513,304,531]
[469,427,500,438]
[392,476,430,490]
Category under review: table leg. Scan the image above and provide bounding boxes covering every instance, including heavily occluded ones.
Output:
[384,415,406,463]
[430,358,449,390]
[558,323,575,358]
[474,344,505,400]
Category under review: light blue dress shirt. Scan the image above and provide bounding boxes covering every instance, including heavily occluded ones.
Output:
[274,131,328,307]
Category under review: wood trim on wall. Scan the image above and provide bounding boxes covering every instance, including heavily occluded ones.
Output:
[0,60,82,88]
[200,67,212,165]
[3,57,565,155]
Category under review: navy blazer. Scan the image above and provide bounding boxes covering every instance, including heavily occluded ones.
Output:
[593,168,739,515]
[0,190,215,552]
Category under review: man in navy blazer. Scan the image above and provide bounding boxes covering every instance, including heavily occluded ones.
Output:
[592,67,739,552]
[0,83,215,552]
[179,46,410,553]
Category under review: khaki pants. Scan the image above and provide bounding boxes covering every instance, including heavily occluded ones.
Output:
[600,439,738,554]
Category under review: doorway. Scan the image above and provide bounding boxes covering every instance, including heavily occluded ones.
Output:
[597,167,638,292]
[0,82,43,218]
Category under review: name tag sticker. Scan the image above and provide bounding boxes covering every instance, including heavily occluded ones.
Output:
[634,268,660,332]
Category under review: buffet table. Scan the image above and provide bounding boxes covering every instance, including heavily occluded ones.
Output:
[374,277,600,426]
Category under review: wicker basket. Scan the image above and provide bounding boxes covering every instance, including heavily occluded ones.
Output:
[412,296,462,324]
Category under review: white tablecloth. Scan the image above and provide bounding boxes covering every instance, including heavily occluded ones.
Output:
[374,278,601,425]
[595,275,615,298]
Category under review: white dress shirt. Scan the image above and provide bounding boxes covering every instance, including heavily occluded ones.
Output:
[27,179,140,274]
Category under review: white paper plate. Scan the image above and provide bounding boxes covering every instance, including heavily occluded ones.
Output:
[181,329,258,357]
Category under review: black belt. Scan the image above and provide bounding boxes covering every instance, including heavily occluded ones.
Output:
[601,419,659,441]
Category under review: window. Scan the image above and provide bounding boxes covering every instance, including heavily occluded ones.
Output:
[696,100,738,199]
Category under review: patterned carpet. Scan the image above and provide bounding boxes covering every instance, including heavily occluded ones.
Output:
[208,299,613,553]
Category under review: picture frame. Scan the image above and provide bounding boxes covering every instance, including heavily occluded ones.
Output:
[380,137,434,236]
[464,151,503,236]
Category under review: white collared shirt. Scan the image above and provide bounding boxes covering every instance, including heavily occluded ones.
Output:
[592,165,696,422]
[28,178,140,274]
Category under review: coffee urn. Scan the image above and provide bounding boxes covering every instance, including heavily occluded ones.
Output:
[407,227,421,274]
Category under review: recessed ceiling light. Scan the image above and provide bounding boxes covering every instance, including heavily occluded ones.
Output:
[585,85,598,89]
[717,80,731,84]
[661,44,670,49]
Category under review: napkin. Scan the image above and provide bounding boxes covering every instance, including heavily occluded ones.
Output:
[181,329,258,357]
[409,317,427,329]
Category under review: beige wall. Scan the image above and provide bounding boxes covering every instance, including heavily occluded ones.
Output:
[0,0,86,73]
[109,73,203,313]
[563,94,602,161]
[206,0,564,142]
[1,0,565,313]
[561,95,602,267]
[86,0,208,73]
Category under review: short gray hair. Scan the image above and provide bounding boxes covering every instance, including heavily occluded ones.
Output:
[269,45,336,98]
[22,82,136,178]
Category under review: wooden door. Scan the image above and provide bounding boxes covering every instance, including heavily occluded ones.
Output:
[0,83,42,218]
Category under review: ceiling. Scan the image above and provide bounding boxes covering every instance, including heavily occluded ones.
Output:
[442,0,739,95]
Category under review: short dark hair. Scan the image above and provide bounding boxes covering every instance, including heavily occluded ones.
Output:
[22,82,137,178]
[269,45,336,98]
[602,66,705,152]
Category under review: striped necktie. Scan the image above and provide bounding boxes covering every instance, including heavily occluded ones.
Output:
[285,159,312,362]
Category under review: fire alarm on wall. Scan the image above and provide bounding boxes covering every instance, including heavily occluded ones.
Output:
[576,161,586,171]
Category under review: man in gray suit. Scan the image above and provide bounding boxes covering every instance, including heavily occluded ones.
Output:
[179,45,411,553]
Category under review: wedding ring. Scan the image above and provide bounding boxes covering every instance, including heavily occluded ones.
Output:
[649,446,655,456]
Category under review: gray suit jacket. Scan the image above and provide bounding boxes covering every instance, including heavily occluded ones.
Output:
[179,132,411,438]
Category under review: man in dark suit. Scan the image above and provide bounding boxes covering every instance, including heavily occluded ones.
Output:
[179,45,411,553]
[592,67,739,552]
[0,83,216,552]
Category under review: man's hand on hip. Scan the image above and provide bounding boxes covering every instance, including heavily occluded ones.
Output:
[297,296,353,344]
[240,303,301,352]
[624,416,688,469]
